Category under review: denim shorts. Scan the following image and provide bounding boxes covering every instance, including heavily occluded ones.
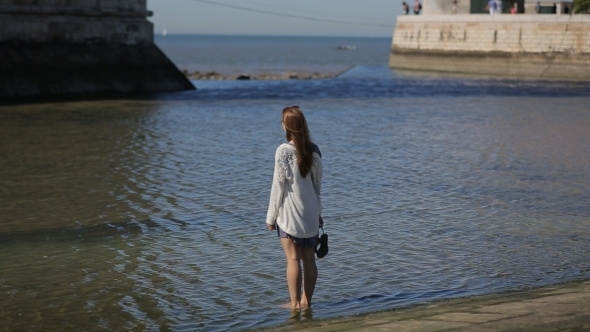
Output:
[277,225,319,249]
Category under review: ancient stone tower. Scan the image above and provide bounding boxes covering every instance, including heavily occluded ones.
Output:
[0,0,195,103]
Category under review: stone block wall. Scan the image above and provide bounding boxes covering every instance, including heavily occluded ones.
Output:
[0,0,151,44]
[392,15,590,54]
[389,15,590,80]
[0,15,153,44]
[0,0,146,13]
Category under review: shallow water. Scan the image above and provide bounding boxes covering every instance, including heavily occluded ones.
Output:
[1,67,589,331]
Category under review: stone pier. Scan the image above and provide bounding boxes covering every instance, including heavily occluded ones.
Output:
[389,15,590,80]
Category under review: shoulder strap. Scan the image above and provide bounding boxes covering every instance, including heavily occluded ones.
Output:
[312,143,322,158]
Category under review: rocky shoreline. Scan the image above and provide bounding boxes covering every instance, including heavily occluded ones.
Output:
[181,69,345,80]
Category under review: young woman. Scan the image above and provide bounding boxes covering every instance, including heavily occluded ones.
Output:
[266,106,323,310]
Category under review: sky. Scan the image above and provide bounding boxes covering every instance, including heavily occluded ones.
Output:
[147,0,401,37]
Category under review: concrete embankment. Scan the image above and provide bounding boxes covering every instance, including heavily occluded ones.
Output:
[259,279,590,331]
[389,15,590,80]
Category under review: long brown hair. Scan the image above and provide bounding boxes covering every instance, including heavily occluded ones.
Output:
[282,106,314,178]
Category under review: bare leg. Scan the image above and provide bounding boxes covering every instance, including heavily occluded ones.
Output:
[281,238,303,309]
[300,247,317,309]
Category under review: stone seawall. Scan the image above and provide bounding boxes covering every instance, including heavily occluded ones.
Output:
[0,0,153,44]
[389,15,590,80]
[1,42,194,100]
[0,0,194,103]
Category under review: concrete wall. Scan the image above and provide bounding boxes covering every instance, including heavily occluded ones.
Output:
[389,15,590,80]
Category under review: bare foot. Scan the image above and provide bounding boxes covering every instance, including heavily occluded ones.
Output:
[299,301,311,310]
[279,302,301,310]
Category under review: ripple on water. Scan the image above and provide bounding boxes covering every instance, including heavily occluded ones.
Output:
[0,80,590,330]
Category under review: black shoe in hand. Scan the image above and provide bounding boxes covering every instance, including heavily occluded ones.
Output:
[316,233,328,258]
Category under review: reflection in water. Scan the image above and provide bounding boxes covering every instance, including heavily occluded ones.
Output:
[0,102,178,330]
[0,77,589,331]
[0,222,175,330]
[284,308,314,327]
[0,102,158,234]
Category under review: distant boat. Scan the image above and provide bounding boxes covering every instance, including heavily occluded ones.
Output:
[162,28,168,37]
[337,44,356,50]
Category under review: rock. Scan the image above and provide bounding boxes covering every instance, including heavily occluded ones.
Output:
[181,69,340,81]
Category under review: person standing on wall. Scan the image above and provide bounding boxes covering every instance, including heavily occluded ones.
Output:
[414,0,422,14]
[402,1,410,14]
[486,0,497,14]
[486,0,503,14]
[451,0,458,13]
[494,0,503,13]
[266,106,323,311]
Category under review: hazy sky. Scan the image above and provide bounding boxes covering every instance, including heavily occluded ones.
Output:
[147,0,401,37]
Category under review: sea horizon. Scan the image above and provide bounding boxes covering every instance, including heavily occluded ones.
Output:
[155,34,392,76]
[1,33,589,331]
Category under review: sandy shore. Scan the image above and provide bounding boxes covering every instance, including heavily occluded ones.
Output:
[254,279,590,331]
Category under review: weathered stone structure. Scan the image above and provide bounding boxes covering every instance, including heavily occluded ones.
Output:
[390,14,590,80]
[0,0,194,103]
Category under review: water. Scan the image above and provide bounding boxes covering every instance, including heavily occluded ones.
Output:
[154,34,392,75]
[1,35,590,331]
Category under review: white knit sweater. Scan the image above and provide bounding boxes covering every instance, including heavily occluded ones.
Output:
[266,143,322,238]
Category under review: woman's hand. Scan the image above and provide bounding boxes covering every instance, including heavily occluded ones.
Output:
[267,223,276,231]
